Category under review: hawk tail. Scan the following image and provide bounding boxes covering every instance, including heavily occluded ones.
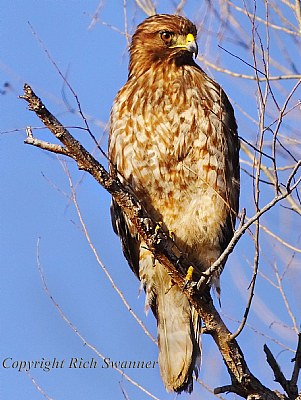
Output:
[156,272,201,393]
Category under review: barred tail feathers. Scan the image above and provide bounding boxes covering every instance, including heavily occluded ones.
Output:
[155,265,201,393]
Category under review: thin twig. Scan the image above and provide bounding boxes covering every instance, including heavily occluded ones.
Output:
[230,261,258,340]
[258,222,301,254]
[27,372,54,400]
[88,0,105,30]
[25,127,71,156]
[274,263,299,335]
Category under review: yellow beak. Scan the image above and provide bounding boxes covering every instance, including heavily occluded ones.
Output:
[185,34,198,58]
[170,33,198,58]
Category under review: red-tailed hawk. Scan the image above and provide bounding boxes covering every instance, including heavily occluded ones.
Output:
[109,14,240,393]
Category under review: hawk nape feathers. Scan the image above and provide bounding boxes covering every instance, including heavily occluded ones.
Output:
[109,14,240,393]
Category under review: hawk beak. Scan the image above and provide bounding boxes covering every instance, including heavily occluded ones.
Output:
[170,33,198,58]
[185,33,198,58]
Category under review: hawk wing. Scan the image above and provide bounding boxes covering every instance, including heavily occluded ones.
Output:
[110,200,139,278]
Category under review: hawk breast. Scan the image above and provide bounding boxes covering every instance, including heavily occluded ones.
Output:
[110,63,237,270]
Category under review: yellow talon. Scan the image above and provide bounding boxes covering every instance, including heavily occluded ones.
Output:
[168,230,174,239]
[185,266,194,282]
[155,221,163,234]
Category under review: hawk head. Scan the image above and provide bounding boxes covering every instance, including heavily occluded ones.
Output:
[129,14,198,77]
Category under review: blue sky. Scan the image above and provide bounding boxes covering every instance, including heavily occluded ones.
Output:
[1,1,301,399]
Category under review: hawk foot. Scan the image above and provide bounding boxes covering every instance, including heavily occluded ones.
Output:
[168,229,175,240]
[154,221,175,240]
[185,266,194,282]
[183,266,194,290]
[154,221,163,234]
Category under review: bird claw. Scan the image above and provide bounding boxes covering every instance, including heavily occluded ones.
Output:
[168,229,175,240]
[183,266,194,289]
[185,266,194,281]
[152,221,165,244]
[154,221,163,234]
[154,221,175,239]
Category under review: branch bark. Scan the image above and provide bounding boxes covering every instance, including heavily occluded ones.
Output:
[264,341,301,400]
[21,83,290,400]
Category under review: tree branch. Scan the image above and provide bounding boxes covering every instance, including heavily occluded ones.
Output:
[291,332,301,391]
[264,340,301,400]
[25,127,71,156]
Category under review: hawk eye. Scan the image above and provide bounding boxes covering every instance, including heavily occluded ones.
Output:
[160,31,174,45]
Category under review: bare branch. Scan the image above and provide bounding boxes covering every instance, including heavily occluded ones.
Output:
[25,127,71,156]
[264,341,300,399]
[264,345,289,393]
[291,332,301,390]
